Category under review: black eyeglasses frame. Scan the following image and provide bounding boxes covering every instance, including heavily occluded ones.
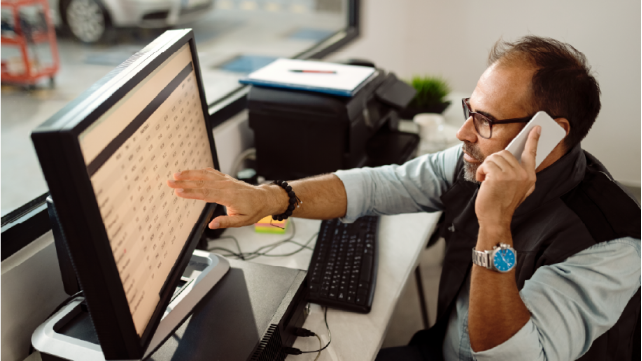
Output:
[462,98,546,139]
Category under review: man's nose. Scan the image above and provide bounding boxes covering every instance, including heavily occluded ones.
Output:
[457,116,478,143]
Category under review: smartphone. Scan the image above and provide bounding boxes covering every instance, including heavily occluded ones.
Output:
[505,111,566,169]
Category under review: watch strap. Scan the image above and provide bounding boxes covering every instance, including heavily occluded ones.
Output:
[472,248,491,269]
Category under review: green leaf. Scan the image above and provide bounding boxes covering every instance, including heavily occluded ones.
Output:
[406,75,450,108]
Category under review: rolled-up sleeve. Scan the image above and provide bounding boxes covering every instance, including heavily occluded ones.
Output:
[472,319,543,360]
[472,237,641,361]
[334,145,461,222]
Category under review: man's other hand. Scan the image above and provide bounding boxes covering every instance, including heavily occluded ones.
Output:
[167,168,278,229]
[474,126,541,229]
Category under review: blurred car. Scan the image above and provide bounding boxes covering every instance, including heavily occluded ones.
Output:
[50,0,214,43]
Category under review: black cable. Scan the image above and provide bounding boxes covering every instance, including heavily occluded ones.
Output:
[284,307,331,356]
[301,307,331,353]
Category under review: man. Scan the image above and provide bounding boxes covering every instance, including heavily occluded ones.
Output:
[167,36,640,360]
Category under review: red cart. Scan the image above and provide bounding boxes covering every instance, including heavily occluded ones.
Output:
[1,0,60,87]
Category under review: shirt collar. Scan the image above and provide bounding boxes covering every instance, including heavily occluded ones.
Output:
[513,144,586,217]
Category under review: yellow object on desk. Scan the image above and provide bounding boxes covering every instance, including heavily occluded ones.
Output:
[255,216,289,234]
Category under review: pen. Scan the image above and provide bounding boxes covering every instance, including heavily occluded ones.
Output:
[289,70,337,74]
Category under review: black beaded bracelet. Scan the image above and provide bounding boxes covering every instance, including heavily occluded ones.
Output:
[272,180,301,221]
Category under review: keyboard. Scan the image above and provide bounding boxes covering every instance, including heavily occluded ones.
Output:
[306,216,379,313]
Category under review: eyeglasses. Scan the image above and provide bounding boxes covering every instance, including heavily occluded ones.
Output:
[462,98,534,139]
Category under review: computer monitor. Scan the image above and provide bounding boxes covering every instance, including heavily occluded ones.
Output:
[31,29,220,360]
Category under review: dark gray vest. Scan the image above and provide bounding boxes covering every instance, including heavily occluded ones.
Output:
[410,145,641,361]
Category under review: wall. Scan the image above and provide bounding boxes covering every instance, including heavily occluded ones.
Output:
[328,0,641,185]
[1,232,68,361]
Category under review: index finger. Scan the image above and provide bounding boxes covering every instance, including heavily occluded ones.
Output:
[521,126,541,171]
[173,168,221,180]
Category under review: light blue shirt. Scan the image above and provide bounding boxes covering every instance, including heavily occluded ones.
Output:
[335,145,641,361]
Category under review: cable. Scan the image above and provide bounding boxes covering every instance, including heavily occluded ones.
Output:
[253,231,318,258]
[207,219,317,261]
[208,220,298,258]
[313,334,322,361]
[283,307,332,356]
[207,246,245,259]
[211,235,246,259]
[229,147,256,178]
[301,307,331,353]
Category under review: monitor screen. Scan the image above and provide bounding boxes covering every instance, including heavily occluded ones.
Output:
[31,29,218,359]
[78,43,213,336]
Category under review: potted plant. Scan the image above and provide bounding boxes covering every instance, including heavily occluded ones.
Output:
[400,75,451,119]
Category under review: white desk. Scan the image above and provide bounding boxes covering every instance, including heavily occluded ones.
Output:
[212,212,441,361]
[20,212,440,361]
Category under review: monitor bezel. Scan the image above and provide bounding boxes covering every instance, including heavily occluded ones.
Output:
[32,29,220,358]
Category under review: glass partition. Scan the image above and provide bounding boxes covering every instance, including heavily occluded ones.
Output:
[1,0,355,217]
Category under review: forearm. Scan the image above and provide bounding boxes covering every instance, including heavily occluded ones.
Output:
[260,174,347,220]
[468,225,530,352]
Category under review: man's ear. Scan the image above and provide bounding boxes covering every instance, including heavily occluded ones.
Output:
[555,117,571,137]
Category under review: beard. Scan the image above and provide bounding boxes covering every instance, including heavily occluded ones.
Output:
[462,141,486,183]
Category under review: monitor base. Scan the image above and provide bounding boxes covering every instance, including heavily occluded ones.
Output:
[32,251,230,361]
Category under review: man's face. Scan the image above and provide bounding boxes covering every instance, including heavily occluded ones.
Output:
[456,63,535,182]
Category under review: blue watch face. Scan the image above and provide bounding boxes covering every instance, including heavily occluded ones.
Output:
[493,248,516,272]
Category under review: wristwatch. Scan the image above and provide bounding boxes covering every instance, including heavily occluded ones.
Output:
[472,243,517,272]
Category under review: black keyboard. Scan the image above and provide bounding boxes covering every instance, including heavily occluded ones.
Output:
[306,216,379,313]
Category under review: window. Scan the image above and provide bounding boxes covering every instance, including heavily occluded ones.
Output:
[1,0,360,258]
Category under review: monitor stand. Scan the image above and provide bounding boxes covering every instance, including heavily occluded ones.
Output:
[32,250,230,361]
